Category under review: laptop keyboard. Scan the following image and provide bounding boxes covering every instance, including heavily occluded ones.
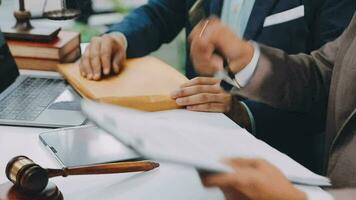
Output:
[0,77,66,121]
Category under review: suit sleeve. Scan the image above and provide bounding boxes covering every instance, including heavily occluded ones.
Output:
[309,0,356,49]
[235,15,355,112]
[107,0,187,58]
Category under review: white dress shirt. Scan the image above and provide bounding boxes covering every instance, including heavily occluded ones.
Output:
[221,0,260,87]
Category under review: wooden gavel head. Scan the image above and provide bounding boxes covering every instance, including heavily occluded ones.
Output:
[5,156,49,194]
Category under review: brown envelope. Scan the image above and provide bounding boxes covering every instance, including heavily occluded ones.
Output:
[57,57,188,111]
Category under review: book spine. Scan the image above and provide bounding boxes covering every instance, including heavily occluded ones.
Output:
[8,45,59,59]
[15,58,58,71]
[15,47,81,71]
[7,32,81,60]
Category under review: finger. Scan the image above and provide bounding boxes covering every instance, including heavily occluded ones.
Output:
[171,84,222,99]
[190,33,214,59]
[79,56,86,78]
[225,159,266,170]
[220,187,249,200]
[181,77,221,88]
[190,42,212,69]
[189,20,225,75]
[202,175,249,200]
[200,18,244,61]
[81,47,93,79]
[112,53,121,74]
[89,37,102,80]
[203,168,259,189]
[202,174,241,188]
[190,37,222,75]
[210,53,224,71]
[189,17,220,43]
[112,34,126,74]
[187,103,227,112]
[79,45,90,77]
[111,45,126,74]
[188,19,208,43]
[175,93,226,106]
[100,35,113,75]
[198,170,216,178]
[115,42,127,74]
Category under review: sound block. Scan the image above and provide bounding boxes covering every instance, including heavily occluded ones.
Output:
[2,27,61,43]
[0,182,63,200]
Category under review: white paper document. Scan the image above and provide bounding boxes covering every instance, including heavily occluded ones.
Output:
[296,185,334,200]
[81,100,331,187]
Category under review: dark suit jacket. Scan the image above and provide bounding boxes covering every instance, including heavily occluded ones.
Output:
[234,13,356,190]
[108,0,355,78]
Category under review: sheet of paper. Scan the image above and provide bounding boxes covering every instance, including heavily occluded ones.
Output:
[81,100,331,186]
[295,185,334,200]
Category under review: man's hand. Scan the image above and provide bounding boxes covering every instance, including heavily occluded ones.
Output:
[201,159,307,200]
[79,33,127,81]
[189,17,254,76]
[171,77,232,112]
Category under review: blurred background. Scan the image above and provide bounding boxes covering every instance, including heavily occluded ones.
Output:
[0,0,185,73]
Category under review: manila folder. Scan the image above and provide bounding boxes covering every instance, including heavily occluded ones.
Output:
[58,57,188,111]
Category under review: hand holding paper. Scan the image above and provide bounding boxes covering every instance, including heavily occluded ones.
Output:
[81,100,330,187]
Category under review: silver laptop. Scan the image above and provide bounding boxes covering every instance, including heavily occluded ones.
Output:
[0,29,86,128]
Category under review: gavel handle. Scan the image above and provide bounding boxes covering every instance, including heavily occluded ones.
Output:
[47,161,159,178]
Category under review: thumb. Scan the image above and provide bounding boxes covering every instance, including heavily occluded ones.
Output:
[202,167,259,189]
[225,158,264,170]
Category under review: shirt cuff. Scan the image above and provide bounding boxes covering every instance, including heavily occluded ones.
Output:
[109,32,128,50]
[234,41,260,87]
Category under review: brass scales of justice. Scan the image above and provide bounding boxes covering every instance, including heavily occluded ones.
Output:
[1,0,81,42]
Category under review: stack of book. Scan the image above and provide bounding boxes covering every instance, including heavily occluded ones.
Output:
[7,31,81,71]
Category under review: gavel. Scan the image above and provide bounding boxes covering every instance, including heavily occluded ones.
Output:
[5,156,159,194]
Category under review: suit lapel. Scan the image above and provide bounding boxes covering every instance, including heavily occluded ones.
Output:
[203,0,278,38]
[244,0,278,39]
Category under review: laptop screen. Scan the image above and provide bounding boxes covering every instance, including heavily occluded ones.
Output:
[0,29,19,93]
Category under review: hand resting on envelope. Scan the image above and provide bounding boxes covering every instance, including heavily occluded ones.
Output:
[171,77,232,113]
[79,33,127,81]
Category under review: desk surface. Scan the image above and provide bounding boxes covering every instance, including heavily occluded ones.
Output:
[0,70,331,200]
[0,70,225,200]
[0,125,225,200]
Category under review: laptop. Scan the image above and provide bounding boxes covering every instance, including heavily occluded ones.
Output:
[0,29,86,128]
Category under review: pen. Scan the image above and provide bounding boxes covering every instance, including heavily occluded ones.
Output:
[199,20,242,90]
[199,20,210,37]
